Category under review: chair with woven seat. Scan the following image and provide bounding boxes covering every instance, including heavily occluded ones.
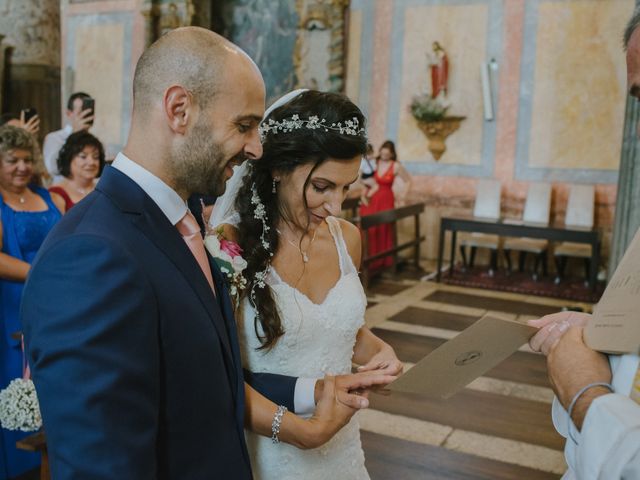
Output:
[553,184,595,284]
[459,179,502,275]
[503,182,552,280]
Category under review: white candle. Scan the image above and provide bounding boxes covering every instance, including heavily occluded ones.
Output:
[481,62,494,121]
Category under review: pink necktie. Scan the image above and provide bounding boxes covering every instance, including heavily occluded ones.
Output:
[176,211,216,297]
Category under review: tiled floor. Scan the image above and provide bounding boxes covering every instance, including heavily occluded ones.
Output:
[360,269,591,479]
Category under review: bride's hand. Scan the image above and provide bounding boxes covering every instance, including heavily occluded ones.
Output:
[314,371,397,409]
[357,344,403,376]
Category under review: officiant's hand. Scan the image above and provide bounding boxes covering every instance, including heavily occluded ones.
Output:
[544,326,611,430]
[528,311,590,355]
[314,371,397,409]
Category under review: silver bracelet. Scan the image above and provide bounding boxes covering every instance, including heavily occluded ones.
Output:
[271,405,288,444]
[567,382,614,445]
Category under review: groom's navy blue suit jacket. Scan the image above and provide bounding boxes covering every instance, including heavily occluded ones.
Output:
[20,167,296,479]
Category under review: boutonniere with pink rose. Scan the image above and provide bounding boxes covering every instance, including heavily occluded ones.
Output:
[204,226,248,307]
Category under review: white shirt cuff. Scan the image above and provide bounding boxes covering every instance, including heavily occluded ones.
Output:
[294,377,318,416]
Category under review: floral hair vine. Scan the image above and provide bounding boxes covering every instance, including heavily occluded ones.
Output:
[258,114,366,142]
[249,182,273,318]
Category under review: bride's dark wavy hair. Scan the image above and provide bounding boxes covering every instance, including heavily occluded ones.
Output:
[235,90,367,350]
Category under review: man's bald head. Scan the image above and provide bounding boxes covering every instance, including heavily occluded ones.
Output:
[125,27,265,199]
[132,27,248,115]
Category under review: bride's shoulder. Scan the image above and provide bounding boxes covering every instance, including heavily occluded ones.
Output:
[330,217,361,268]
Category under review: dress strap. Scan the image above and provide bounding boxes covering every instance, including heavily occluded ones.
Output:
[48,186,74,211]
[325,216,357,276]
[32,186,59,212]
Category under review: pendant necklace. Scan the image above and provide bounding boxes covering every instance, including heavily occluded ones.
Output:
[280,229,318,263]
[72,183,89,195]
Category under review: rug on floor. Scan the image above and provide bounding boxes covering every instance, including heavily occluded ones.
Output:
[441,266,604,303]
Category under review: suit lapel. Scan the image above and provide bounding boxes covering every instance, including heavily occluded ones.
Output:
[209,259,246,431]
[96,167,235,371]
[209,259,243,377]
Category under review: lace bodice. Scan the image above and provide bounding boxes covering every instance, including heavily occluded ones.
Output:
[237,216,370,479]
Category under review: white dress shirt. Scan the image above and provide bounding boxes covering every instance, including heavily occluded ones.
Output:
[43,124,73,178]
[111,153,316,415]
[552,353,640,479]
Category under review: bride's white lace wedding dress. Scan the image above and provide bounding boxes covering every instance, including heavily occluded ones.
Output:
[237,216,370,480]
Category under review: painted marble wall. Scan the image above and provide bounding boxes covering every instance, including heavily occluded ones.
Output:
[347,0,634,269]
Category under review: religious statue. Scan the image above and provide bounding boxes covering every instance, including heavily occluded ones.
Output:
[428,41,449,99]
[411,40,464,160]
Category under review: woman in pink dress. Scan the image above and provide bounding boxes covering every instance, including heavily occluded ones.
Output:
[359,140,412,270]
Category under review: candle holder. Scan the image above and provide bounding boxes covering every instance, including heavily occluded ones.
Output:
[416,116,466,160]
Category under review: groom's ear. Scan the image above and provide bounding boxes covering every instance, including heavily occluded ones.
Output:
[164,84,193,135]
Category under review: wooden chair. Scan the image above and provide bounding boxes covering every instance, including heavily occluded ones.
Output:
[553,184,595,284]
[459,179,502,275]
[503,183,552,280]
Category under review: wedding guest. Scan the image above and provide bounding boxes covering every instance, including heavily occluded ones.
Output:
[360,143,376,180]
[0,111,40,136]
[43,92,94,178]
[48,131,105,210]
[0,125,64,479]
[359,140,412,270]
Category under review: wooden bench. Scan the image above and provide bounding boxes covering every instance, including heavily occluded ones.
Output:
[359,203,426,289]
[16,431,49,480]
[341,196,360,221]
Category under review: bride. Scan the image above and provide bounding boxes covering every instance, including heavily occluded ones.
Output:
[210,89,402,479]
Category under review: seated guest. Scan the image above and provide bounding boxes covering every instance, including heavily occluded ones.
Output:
[0,125,64,479]
[43,91,94,178]
[48,131,105,210]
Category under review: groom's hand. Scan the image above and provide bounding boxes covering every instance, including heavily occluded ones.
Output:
[314,371,397,409]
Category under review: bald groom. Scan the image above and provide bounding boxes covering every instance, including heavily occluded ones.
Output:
[21,28,388,479]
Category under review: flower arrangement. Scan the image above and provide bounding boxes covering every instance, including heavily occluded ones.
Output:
[204,226,248,306]
[409,93,450,122]
[0,378,42,432]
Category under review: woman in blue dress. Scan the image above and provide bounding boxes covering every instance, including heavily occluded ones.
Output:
[0,126,65,479]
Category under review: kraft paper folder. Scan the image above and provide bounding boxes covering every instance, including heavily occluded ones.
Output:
[389,314,537,399]
[585,228,640,354]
